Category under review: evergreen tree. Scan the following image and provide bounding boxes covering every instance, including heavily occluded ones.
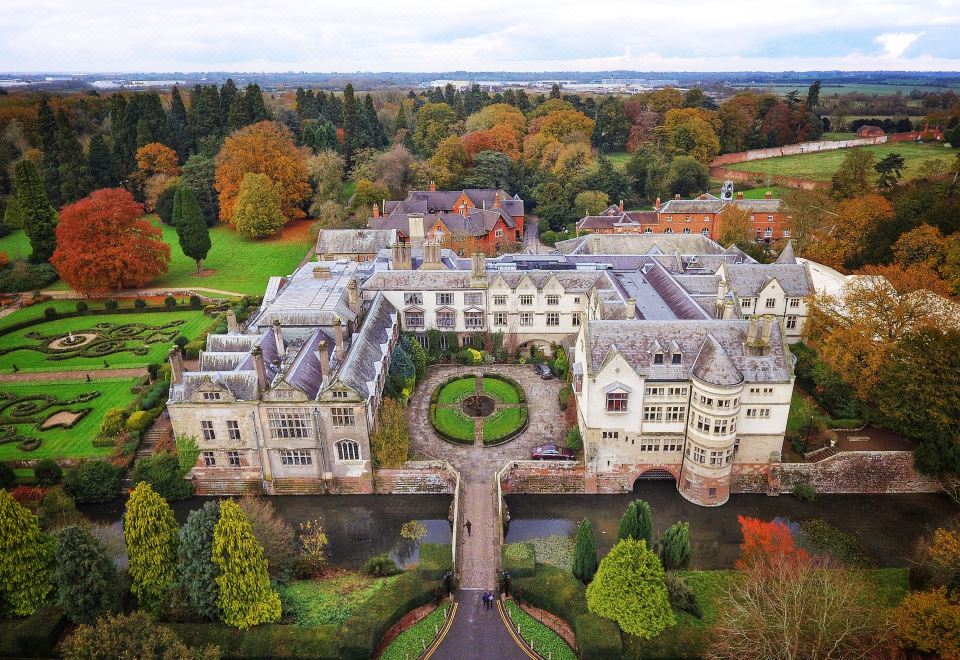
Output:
[191,85,221,145]
[124,482,179,614]
[572,518,599,585]
[136,92,170,147]
[550,83,562,99]
[87,133,116,188]
[395,104,408,134]
[341,84,360,168]
[326,93,343,126]
[362,93,385,147]
[219,78,239,128]
[178,500,221,620]
[109,94,137,180]
[0,489,53,616]
[3,193,26,229]
[36,97,57,155]
[55,110,92,204]
[656,521,691,570]
[53,525,121,624]
[14,159,58,262]
[212,500,282,629]
[172,186,211,273]
[180,154,218,225]
[617,499,652,546]
[585,155,630,203]
[168,86,192,161]
[227,94,250,133]
[244,84,268,123]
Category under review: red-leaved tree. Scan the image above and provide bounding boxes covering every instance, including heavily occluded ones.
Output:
[736,515,808,570]
[52,188,170,294]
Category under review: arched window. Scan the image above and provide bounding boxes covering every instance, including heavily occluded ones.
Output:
[336,439,361,461]
[664,228,674,234]
[682,228,691,234]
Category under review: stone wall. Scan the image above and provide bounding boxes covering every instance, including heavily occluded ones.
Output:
[778,451,941,494]
[500,460,586,494]
[375,461,457,494]
[711,137,887,166]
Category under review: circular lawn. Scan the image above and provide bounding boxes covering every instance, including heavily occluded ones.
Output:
[429,374,528,445]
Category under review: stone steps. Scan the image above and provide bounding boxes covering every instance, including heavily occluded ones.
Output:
[194,479,263,496]
[805,445,840,462]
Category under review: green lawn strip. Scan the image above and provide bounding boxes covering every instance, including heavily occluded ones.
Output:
[432,406,475,442]
[279,573,401,627]
[483,377,520,403]
[504,600,577,660]
[727,142,953,181]
[483,407,523,440]
[13,468,35,484]
[380,603,450,660]
[0,230,32,260]
[0,378,137,461]
[436,377,477,404]
[0,299,196,330]
[0,311,209,373]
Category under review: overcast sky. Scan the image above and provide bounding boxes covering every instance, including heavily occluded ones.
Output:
[1,0,959,72]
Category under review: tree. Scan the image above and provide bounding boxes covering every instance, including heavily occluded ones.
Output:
[663,156,709,198]
[593,96,630,152]
[830,149,875,200]
[874,152,906,191]
[617,499,652,545]
[60,611,218,660]
[51,188,170,294]
[301,120,339,154]
[181,154,219,225]
[585,538,674,639]
[429,135,468,189]
[232,173,284,238]
[351,178,391,215]
[656,521,691,570]
[584,155,630,203]
[806,80,822,110]
[136,143,180,177]
[370,398,409,468]
[178,500,221,621]
[402,335,427,380]
[0,489,53,616]
[891,224,948,271]
[736,515,806,570]
[168,86,192,161]
[572,518,598,584]
[306,150,345,207]
[87,134,116,189]
[172,187,211,273]
[236,495,296,574]
[13,159,58,263]
[213,500,281,629]
[131,452,194,501]
[340,84,361,168]
[782,189,835,257]
[53,525,121,624]
[412,102,457,156]
[806,193,893,270]
[214,121,310,224]
[124,482,179,613]
[387,343,416,400]
[574,190,610,218]
[663,108,721,164]
[62,460,122,503]
[465,151,514,190]
[717,204,754,247]
[893,588,960,659]
[55,111,92,204]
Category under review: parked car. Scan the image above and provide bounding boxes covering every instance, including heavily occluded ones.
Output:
[534,362,553,379]
[531,444,575,460]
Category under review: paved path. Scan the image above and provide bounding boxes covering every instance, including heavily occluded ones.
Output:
[0,367,147,382]
[459,481,498,589]
[430,591,529,660]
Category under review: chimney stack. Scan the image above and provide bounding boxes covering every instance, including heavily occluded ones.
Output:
[674,194,681,200]
[654,197,661,211]
[736,191,744,200]
[429,180,436,192]
[746,316,759,346]
[625,297,636,319]
[347,279,361,316]
[251,346,267,394]
[493,191,501,209]
[390,242,412,270]
[226,310,239,333]
[591,234,601,254]
[272,319,285,356]
[372,204,380,218]
[168,346,184,385]
[765,191,772,199]
[333,316,345,359]
[618,199,624,212]
[761,314,774,345]
[317,340,330,383]
[723,300,736,319]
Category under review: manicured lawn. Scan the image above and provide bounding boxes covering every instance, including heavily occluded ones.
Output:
[0,298,194,331]
[505,600,577,660]
[435,377,476,404]
[381,604,450,660]
[0,230,31,260]
[483,407,523,441]
[737,185,788,199]
[483,376,521,403]
[435,376,523,404]
[278,572,400,626]
[433,406,475,442]
[0,378,137,461]
[0,310,210,373]
[728,142,955,181]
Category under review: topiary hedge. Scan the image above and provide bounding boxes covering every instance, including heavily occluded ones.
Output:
[417,543,452,579]
[502,542,536,578]
[125,410,155,433]
[171,622,339,659]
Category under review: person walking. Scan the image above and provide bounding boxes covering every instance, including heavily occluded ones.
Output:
[482,591,490,610]
[465,520,472,536]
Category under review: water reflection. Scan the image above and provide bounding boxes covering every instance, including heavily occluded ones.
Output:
[505,481,957,569]
[79,494,453,569]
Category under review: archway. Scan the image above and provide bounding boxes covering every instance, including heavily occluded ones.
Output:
[632,468,677,491]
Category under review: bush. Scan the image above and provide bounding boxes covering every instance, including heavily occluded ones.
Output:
[173,622,338,658]
[566,425,582,451]
[418,543,453,579]
[364,554,400,577]
[63,460,122,503]
[43,306,56,319]
[39,486,78,529]
[0,261,59,293]
[664,572,701,618]
[792,482,817,502]
[798,519,873,567]
[0,462,15,489]
[97,408,127,440]
[133,298,147,310]
[164,295,177,310]
[558,384,572,411]
[33,459,62,487]
[104,298,118,311]
[0,607,67,658]
[574,612,623,660]
[75,300,88,313]
[125,410,155,433]
[189,295,202,310]
[184,338,205,359]
[130,452,193,501]
[502,542,537,578]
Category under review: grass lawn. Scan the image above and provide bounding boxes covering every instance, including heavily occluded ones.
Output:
[504,600,577,660]
[0,378,136,461]
[0,230,31,260]
[278,572,400,626]
[604,151,632,171]
[432,406,475,442]
[483,407,523,441]
[482,376,521,403]
[0,310,210,373]
[727,142,955,181]
[0,298,194,331]
[381,604,450,660]
[736,185,788,199]
[435,377,477,404]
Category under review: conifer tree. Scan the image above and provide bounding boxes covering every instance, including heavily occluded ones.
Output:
[168,86,192,161]
[244,84,268,123]
[616,499,653,546]
[0,489,53,616]
[395,104,408,134]
[178,500,221,620]
[87,133,116,189]
[341,84,360,169]
[56,110,92,204]
[572,518,599,585]
[136,92,170,147]
[36,97,56,155]
[212,499,281,629]
[172,186,211,273]
[656,521,691,570]
[181,154,218,225]
[124,482,179,614]
[109,94,137,179]
[326,93,343,126]
[226,94,249,133]
[14,159,58,262]
[362,93,385,147]
[219,78,238,128]
[3,193,25,229]
[53,525,122,624]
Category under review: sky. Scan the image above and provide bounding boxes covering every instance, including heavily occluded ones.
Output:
[1,0,959,73]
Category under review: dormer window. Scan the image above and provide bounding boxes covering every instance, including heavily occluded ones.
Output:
[332,389,349,399]
[653,353,664,365]
[202,392,221,401]
[672,353,682,365]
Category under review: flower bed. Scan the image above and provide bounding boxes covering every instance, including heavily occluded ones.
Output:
[504,600,577,660]
[379,604,450,660]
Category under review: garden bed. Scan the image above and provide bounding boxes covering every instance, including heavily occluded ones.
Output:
[430,374,527,447]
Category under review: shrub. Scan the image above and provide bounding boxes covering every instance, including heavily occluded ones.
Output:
[572,518,598,584]
[501,542,536,578]
[43,306,56,319]
[663,572,701,617]
[60,612,212,659]
[189,295,202,309]
[130,452,193,501]
[172,622,338,658]
[364,553,400,577]
[125,410,155,433]
[566,425,582,451]
[0,462,15,489]
[133,298,147,310]
[98,408,127,440]
[418,543,453,579]
[0,607,67,658]
[164,295,177,310]
[558,384,571,411]
[104,298,118,310]
[63,460,123,503]
[39,486,79,529]
[75,300,88,313]
[656,521,691,571]
[792,482,817,502]
[147,363,160,380]
[0,261,59,293]
[174,334,188,349]
[33,458,62,487]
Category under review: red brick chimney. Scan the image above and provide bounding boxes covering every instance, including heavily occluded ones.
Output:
[736,192,744,200]
[372,204,380,218]
[674,194,681,200]
[429,180,436,192]
[493,192,501,209]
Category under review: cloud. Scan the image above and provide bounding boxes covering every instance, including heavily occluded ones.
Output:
[875,32,924,58]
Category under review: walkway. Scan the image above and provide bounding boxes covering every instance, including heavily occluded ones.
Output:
[430,591,529,660]
[0,367,147,382]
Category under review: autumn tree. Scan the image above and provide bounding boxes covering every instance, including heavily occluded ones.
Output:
[136,143,180,177]
[891,223,949,273]
[124,482,179,614]
[663,108,721,164]
[893,588,960,659]
[214,121,310,224]
[13,159,58,263]
[735,515,806,570]
[232,173,284,238]
[429,135,468,189]
[830,149,875,200]
[805,193,892,270]
[572,518,598,585]
[306,150,345,208]
[178,500,221,621]
[782,188,836,257]
[573,190,610,218]
[412,102,457,156]
[370,398,409,468]
[717,204,754,247]
[172,186,211,273]
[0,489,53,616]
[351,178,391,216]
[51,188,170,294]
[213,499,282,629]
[53,525,122,624]
[586,538,674,639]
[236,495,296,575]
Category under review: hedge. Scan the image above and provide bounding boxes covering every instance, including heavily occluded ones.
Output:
[125,410,155,433]
[484,373,526,402]
[172,623,339,659]
[0,607,68,658]
[501,542,536,578]
[334,570,442,660]
[482,407,528,446]
[418,543,452,579]
[0,303,206,337]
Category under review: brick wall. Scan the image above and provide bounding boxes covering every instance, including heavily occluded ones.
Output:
[711,137,887,166]
[375,461,457,494]
[500,461,586,494]
[778,451,941,494]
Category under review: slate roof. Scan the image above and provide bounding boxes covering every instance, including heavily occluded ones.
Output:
[282,329,333,400]
[724,263,814,297]
[251,260,358,329]
[371,208,514,237]
[316,229,398,255]
[336,293,398,399]
[658,196,785,215]
[576,208,658,231]
[556,233,726,256]
[361,270,476,291]
[774,240,797,265]
[586,319,792,384]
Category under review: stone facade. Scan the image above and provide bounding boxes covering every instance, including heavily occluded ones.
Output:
[778,451,942,494]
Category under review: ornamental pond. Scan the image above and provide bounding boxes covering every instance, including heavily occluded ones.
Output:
[505,481,958,569]
[81,494,453,570]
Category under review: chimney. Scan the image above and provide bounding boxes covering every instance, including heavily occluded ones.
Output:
[654,197,661,211]
[390,242,412,270]
[168,346,184,386]
[317,340,330,383]
[493,192,501,209]
[372,204,380,218]
[723,300,736,319]
[736,191,743,200]
[407,213,425,245]
[313,265,331,279]
[765,191,772,199]
[618,199,624,212]
[746,316,759,346]
[251,346,267,394]
[471,252,486,277]
[674,194,681,200]
[625,297,636,319]
[272,320,285,356]
[347,278,360,316]
[591,234,601,254]
[226,310,239,333]
[429,180,436,192]
[333,316,345,359]
[761,314,774,345]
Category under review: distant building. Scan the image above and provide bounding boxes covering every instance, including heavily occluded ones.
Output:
[315,229,397,262]
[856,125,885,138]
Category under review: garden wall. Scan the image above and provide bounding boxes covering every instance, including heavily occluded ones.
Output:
[375,460,458,495]
[499,460,585,494]
[708,166,828,190]
[778,451,941,494]
[711,136,887,166]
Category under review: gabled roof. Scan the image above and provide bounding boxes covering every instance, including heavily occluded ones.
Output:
[724,263,813,297]
[774,240,797,265]
[336,293,398,399]
[316,229,398,255]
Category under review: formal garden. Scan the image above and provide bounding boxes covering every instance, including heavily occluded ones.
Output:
[428,374,528,445]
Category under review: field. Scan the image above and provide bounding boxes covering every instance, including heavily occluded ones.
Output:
[605,151,632,171]
[731,83,960,96]
[0,310,209,373]
[0,378,136,460]
[727,142,955,182]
